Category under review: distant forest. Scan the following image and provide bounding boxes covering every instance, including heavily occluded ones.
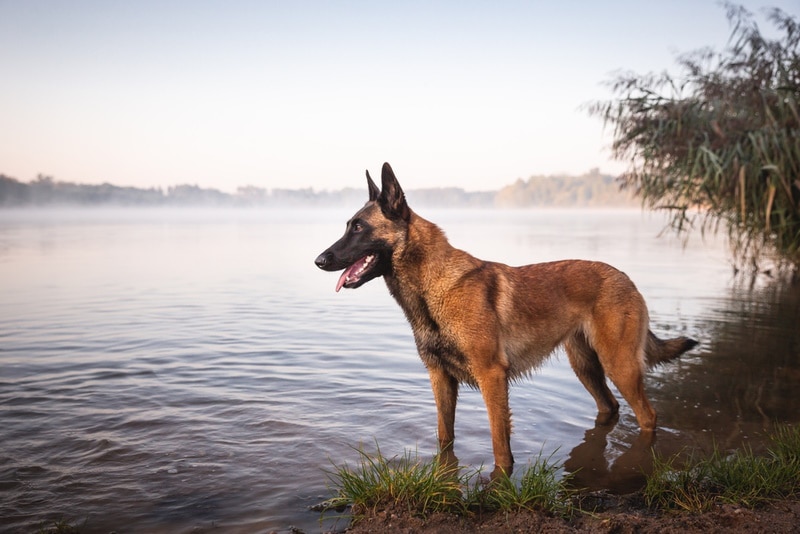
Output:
[0,169,636,208]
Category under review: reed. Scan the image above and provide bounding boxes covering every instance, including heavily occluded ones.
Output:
[589,4,800,273]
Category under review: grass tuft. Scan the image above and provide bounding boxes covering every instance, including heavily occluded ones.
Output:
[643,452,714,513]
[324,444,573,523]
[644,424,800,513]
[469,452,574,516]
[37,518,83,534]
[324,443,466,518]
[324,425,800,524]
[769,424,800,465]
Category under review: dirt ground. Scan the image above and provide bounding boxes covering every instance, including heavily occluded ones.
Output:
[343,492,800,533]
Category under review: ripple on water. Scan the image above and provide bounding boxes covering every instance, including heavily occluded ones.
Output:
[1,209,798,532]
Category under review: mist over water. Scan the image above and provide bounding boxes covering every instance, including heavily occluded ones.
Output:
[1,207,798,533]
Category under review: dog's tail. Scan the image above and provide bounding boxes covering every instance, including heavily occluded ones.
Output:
[644,330,698,368]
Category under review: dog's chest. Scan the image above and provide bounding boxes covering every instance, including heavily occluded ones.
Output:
[389,282,476,385]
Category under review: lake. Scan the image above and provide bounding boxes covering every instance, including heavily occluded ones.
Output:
[1,207,798,533]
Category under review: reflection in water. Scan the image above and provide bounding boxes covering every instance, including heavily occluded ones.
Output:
[563,277,800,493]
[564,414,653,494]
[654,277,800,448]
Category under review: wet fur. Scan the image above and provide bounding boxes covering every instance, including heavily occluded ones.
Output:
[315,163,698,475]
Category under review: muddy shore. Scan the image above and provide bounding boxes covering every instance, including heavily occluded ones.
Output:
[343,492,800,533]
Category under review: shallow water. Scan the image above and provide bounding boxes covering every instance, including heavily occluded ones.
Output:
[1,207,798,533]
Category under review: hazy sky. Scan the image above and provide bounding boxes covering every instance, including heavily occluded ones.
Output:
[1,1,795,192]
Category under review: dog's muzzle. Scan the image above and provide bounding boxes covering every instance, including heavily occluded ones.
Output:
[315,251,334,270]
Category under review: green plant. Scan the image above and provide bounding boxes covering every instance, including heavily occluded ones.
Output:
[37,518,83,534]
[643,451,715,513]
[475,453,573,516]
[590,3,800,273]
[324,443,466,518]
[769,423,800,465]
[643,425,800,512]
[324,444,574,524]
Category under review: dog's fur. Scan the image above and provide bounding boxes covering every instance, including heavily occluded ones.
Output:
[315,162,698,475]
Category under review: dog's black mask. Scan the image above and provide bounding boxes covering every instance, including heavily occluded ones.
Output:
[314,162,409,291]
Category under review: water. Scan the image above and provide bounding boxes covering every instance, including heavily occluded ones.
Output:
[1,207,798,533]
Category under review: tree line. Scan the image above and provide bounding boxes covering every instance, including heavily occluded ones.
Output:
[0,170,635,209]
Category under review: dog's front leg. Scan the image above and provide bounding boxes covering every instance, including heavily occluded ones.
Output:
[476,364,514,478]
[428,365,458,461]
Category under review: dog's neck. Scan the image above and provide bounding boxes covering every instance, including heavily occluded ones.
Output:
[384,212,478,313]
[399,212,452,272]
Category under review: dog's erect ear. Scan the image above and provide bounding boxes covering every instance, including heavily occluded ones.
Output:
[379,162,411,222]
[366,169,380,202]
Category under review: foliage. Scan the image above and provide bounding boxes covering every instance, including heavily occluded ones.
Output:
[1,171,633,208]
[493,168,636,208]
[323,445,573,523]
[36,517,83,534]
[470,453,574,516]
[324,444,467,518]
[590,4,800,272]
[644,425,800,512]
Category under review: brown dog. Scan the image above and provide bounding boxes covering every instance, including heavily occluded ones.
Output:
[315,162,697,476]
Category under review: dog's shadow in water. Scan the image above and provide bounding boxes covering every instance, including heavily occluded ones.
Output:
[563,414,655,495]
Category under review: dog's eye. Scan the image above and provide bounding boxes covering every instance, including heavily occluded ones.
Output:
[352,221,363,233]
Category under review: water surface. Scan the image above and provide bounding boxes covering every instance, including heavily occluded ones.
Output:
[1,207,798,533]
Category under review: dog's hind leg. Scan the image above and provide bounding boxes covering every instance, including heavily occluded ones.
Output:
[591,317,658,432]
[606,365,656,431]
[565,332,619,422]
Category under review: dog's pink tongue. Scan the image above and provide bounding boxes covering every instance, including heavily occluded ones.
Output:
[335,262,360,292]
[335,271,348,292]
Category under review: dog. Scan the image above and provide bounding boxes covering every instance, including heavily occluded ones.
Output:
[315,162,697,477]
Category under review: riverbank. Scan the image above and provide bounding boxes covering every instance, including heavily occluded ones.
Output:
[325,426,800,533]
[345,492,800,533]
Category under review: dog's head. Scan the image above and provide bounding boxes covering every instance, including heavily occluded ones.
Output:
[315,162,411,291]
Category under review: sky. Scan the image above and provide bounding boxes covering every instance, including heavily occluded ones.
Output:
[0,0,796,192]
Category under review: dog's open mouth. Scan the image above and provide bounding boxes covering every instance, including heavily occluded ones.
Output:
[335,254,377,292]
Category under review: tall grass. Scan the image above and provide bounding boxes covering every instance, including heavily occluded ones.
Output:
[589,5,800,273]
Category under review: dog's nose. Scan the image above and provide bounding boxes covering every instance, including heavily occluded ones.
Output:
[315,251,333,269]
